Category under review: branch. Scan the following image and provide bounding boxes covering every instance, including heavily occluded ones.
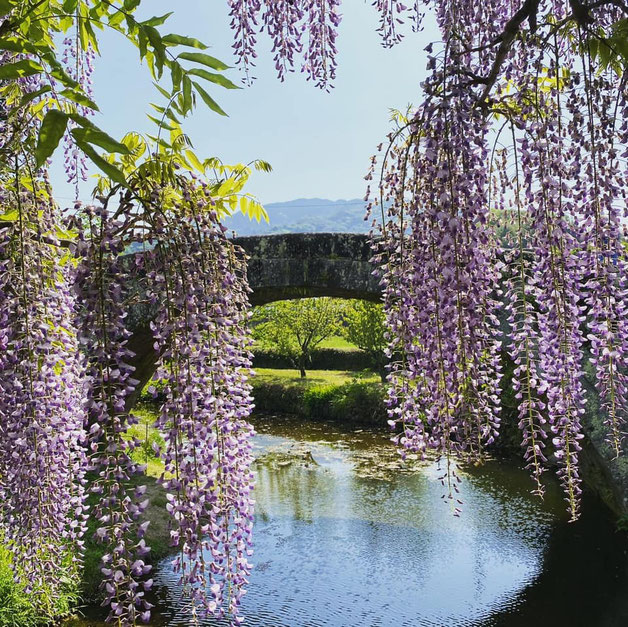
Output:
[474,0,627,102]
[479,0,541,101]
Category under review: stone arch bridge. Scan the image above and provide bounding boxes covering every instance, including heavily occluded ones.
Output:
[236,232,380,306]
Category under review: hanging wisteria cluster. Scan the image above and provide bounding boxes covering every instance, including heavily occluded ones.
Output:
[366,0,628,520]
[73,205,153,623]
[61,33,95,194]
[226,0,628,518]
[0,182,88,611]
[146,182,255,623]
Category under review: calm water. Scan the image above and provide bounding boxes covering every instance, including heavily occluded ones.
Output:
[71,415,628,626]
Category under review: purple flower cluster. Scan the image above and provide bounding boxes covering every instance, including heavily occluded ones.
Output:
[73,205,153,623]
[228,0,341,89]
[146,182,255,624]
[370,40,503,513]
[0,188,88,610]
[372,1,408,47]
[61,35,95,195]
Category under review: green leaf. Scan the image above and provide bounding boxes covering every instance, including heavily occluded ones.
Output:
[142,13,173,27]
[0,38,38,54]
[162,33,208,49]
[184,149,205,173]
[68,115,130,154]
[165,107,181,124]
[0,59,43,80]
[614,35,628,65]
[192,81,228,116]
[153,82,171,100]
[171,61,183,90]
[56,225,76,240]
[59,88,99,110]
[34,110,68,168]
[254,159,273,173]
[188,68,240,90]
[0,209,18,221]
[0,0,17,18]
[123,0,141,10]
[182,75,193,113]
[72,137,127,185]
[177,52,230,71]
[143,25,166,74]
[147,114,174,131]
[598,39,613,69]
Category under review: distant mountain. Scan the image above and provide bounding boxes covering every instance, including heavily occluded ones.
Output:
[223,198,370,236]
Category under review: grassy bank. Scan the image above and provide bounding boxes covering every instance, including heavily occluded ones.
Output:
[0,544,80,627]
[251,368,387,425]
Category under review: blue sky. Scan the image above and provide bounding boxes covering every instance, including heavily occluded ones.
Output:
[50,2,437,206]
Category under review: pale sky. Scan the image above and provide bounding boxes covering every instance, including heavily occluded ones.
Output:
[50,1,438,206]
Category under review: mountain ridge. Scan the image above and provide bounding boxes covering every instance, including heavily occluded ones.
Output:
[224,197,369,236]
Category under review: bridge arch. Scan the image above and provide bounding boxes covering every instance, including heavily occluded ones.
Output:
[236,232,381,305]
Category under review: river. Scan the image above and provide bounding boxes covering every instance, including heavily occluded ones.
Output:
[69,414,628,626]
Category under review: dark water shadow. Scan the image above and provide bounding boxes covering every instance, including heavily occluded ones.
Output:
[481,493,628,627]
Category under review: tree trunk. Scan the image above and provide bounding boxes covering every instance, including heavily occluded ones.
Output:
[298,353,307,378]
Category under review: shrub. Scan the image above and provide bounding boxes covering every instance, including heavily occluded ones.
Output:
[253,347,368,371]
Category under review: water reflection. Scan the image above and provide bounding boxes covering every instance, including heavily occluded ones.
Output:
[148,415,628,627]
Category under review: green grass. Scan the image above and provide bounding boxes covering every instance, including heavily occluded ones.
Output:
[252,335,358,351]
[127,404,166,478]
[253,368,378,387]
[317,335,358,350]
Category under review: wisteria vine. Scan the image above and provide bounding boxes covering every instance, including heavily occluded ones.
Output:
[147,181,255,623]
[366,0,628,520]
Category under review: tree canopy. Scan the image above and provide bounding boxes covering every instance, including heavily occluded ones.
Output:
[252,298,345,377]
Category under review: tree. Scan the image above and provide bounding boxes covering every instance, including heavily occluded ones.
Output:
[343,301,387,381]
[253,298,345,377]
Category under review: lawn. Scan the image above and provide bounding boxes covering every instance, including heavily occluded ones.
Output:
[252,335,359,352]
[317,335,358,350]
[252,368,379,386]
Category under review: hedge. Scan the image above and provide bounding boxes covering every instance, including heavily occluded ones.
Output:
[252,347,373,371]
[252,379,388,426]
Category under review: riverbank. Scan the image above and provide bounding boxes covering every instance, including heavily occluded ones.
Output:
[250,368,387,425]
